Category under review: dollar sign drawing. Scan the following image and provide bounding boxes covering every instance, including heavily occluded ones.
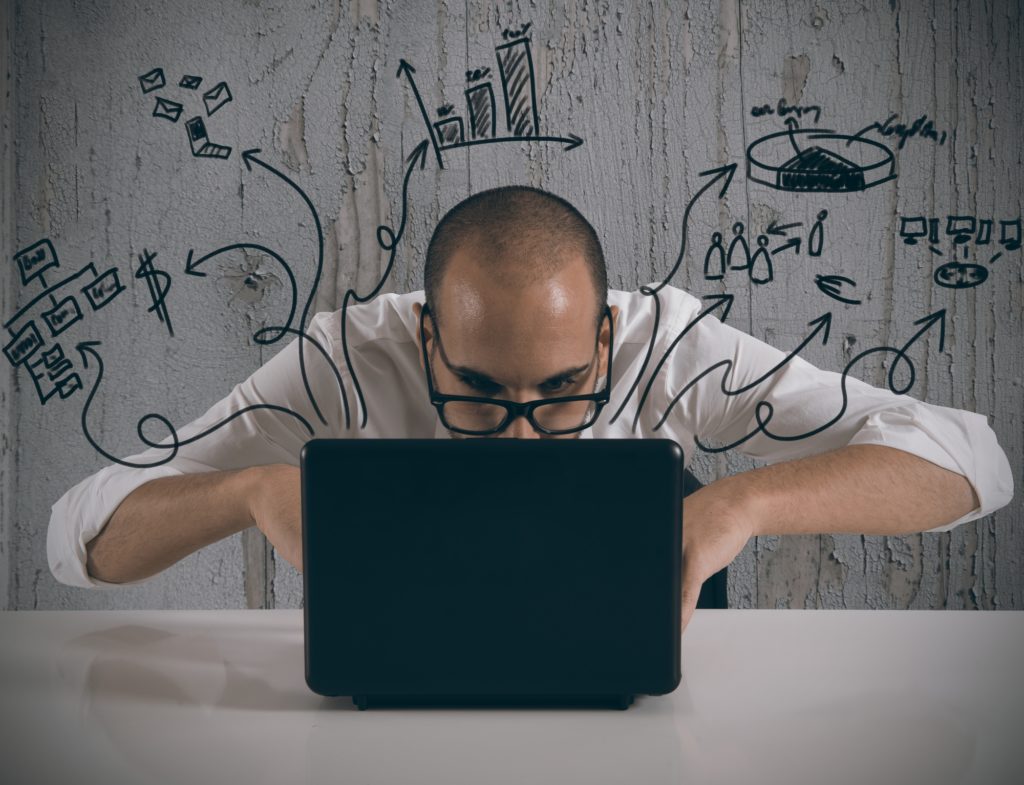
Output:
[135,249,174,336]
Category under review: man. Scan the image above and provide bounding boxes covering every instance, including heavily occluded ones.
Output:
[48,186,1013,631]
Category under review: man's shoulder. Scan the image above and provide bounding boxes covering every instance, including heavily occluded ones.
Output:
[608,283,704,340]
[308,290,423,349]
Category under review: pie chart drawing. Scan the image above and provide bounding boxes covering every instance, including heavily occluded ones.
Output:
[746,129,896,192]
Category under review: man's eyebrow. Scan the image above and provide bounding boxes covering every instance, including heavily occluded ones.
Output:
[450,361,592,387]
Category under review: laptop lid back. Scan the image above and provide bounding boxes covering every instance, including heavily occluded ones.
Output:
[302,438,683,702]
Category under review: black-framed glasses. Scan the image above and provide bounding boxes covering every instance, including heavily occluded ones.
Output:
[419,303,614,436]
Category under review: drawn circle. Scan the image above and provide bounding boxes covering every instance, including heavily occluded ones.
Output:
[933,261,988,289]
[136,413,178,450]
[376,225,397,250]
[746,129,896,192]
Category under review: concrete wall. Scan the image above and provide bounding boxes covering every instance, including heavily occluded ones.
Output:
[6,0,1022,611]
[2,0,15,610]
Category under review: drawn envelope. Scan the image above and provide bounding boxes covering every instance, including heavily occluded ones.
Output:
[152,97,183,122]
[202,81,232,116]
[138,67,166,94]
[179,74,203,90]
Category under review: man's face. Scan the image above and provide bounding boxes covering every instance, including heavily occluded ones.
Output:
[414,245,618,439]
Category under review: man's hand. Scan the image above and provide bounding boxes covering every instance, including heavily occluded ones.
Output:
[248,464,303,572]
[680,478,755,634]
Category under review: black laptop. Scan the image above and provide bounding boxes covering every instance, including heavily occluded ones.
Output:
[301,438,684,710]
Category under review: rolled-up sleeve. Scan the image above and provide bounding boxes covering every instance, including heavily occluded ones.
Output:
[47,312,346,588]
[656,298,1014,533]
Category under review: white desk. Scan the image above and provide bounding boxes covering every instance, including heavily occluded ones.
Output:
[0,609,1021,785]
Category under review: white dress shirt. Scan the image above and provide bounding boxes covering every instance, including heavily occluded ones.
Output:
[47,284,1014,588]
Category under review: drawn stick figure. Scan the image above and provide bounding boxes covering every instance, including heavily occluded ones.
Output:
[727,222,751,271]
[809,209,828,257]
[749,234,774,285]
[704,231,726,280]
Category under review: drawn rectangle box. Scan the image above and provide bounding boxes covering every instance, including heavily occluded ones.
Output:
[42,296,83,337]
[81,268,125,310]
[466,82,496,140]
[3,320,43,366]
[28,344,82,404]
[898,217,927,244]
[434,117,464,147]
[496,37,539,137]
[946,215,976,243]
[14,239,60,286]
[999,219,1021,250]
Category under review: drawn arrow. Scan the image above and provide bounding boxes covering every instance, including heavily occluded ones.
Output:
[397,59,445,169]
[655,312,832,431]
[886,308,946,394]
[339,139,431,428]
[442,133,585,153]
[76,340,314,469]
[690,308,945,453]
[625,293,735,432]
[772,237,802,255]
[767,220,802,236]
[241,147,327,426]
[815,274,861,305]
[185,243,298,344]
[651,163,737,294]
[607,163,737,426]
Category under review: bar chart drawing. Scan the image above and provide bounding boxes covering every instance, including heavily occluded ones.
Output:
[496,31,540,137]
[466,81,496,140]
[434,116,464,146]
[396,23,583,169]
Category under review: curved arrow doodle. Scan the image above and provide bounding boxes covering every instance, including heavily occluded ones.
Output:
[76,340,315,468]
[185,243,298,344]
[251,323,351,420]
[687,309,945,453]
[241,148,327,426]
[608,163,737,426]
[654,312,834,432]
[338,139,430,429]
[627,293,735,433]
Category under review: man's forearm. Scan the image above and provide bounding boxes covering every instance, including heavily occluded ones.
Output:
[85,467,262,584]
[721,444,980,537]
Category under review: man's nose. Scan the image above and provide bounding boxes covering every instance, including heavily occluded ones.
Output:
[503,413,541,439]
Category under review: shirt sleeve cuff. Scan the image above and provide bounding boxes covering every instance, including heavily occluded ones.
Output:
[47,463,186,589]
[845,403,1014,533]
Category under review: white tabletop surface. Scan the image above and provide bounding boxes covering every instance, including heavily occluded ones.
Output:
[0,608,1021,785]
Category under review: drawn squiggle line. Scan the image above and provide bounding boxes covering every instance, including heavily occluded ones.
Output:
[677,310,946,453]
[338,139,430,429]
[251,324,349,423]
[628,293,735,433]
[241,149,327,426]
[76,340,314,469]
[608,164,737,427]
[185,242,298,344]
[654,312,834,432]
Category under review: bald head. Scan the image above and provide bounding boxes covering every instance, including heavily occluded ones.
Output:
[423,186,608,328]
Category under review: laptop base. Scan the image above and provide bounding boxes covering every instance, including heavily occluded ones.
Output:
[351,693,636,711]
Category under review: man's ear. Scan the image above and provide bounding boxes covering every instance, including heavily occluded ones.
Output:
[412,301,428,372]
[597,304,619,374]
[601,304,620,346]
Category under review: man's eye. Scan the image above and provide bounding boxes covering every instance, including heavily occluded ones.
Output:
[542,378,575,394]
[460,376,499,394]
